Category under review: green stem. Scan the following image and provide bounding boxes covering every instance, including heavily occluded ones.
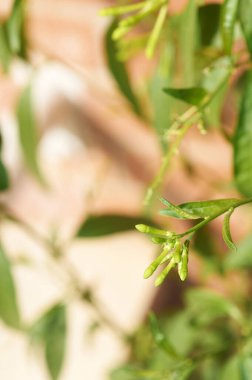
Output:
[144,66,232,211]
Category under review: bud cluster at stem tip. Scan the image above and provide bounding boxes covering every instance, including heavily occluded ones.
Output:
[135,224,190,286]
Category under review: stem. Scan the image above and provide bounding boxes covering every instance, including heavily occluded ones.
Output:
[146,3,168,58]
[144,66,232,210]
[1,206,127,340]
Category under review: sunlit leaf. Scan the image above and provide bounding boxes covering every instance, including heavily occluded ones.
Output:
[160,198,200,219]
[0,243,20,329]
[234,70,252,197]
[16,84,45,183]
[163,87,208,107]
[221,0,239,55]
[222,208,236,250]
[76,214,154,238]
[105,20,142,117]
[239,0,252,57]
[160,199,240,219]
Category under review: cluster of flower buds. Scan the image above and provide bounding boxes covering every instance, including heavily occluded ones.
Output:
[136,224,189,286]
[100,0,168,58]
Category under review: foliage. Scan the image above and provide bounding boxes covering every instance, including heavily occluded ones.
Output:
[1,0,252,379]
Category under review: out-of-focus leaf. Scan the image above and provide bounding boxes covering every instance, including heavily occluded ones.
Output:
[163,87,208,106]
[239,0,252,57]
[16,84,44,183]
[0,160,9,191]
[30,304,66,380]
[105,20,142,117]
[76,214,154,238]
[202,57,231,126]
[239,356,252,380]
[220,356,241,380]
[149,312,178,357]
[0,26,12,71]
[6,0,26,56]
[160,198,240,219]
[202,57,232,94]
[149,41,174,151]
[221,0,239,55]
[198,4,221,46]
[185,288,241,322]
[224,235,252,270]
[234,70,252,197]
[0,243,20,329]
[222,208,236,250]
[178,0,197,85]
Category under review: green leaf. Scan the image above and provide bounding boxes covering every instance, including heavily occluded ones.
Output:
[0,243,20,329]
[160,199,240,219]
[198,4,221,46]
[160,198,200,219]
[234,70,252,197]
[224,234,252,270]
[0,26,12,71]
[163,87,208,106]
[6,0,26,57]
[221,0,239,55]
[185,288,241,322]
[149,312,178,357]
[149,40,174,151]
[16,84,45,183]
[177,0,197,85]
[239,0,252,57]
[76,214,154,238]
[222,208,236,250]
[105,20,142,117]
[30,304,66,380]
[0,160,9,191]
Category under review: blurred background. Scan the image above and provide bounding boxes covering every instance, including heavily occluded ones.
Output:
[1,0,252,379]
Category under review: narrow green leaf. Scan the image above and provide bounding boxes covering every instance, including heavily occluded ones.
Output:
[0,26,12,71]
[198,4,221,46]
[161,199,240,219]
[0,243,20,329]
[149,38,174,151]
[234,70,252,197]
[105,20,142,117]
[160,197,200,219]
[163,87,208,106]
[0,160,9,191]
[6,0,26,57]
[239,0,252,57]
[149,312,178,357]
[45,305,66,380]
[224,235,252,270]
[222,208,236,250]
[178,0,197,85]
[30,304,66,380]
[16,84,44,183]
[76,215,154,237]
[221,0,239,55]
